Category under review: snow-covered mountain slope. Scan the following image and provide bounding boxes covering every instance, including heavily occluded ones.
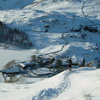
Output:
[0,1,100,99]
[0,68,100,100]
[0,0,34,10]
[0,0,100,65]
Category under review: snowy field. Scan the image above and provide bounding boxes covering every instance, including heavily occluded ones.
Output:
[0,47,34,68]
[0,68,100,100]
[0,0,100,100]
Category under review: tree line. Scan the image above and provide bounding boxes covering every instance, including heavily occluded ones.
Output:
[0,21,32,49]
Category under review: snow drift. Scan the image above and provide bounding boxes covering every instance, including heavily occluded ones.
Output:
[0,68,100,100]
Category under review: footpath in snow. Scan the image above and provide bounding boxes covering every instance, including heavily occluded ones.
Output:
[0,68,100,100]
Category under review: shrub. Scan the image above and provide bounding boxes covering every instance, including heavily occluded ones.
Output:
[3,60,16,69]
[83,26,98,33]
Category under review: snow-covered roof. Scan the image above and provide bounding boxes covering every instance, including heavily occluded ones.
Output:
[2,67,20,73]
[19,63,26,68]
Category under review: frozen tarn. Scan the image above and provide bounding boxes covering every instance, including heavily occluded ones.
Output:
[0,48,33,69]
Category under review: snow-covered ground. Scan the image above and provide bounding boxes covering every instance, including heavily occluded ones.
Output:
[0,68,100,100]
[0,0,100,64]
[0,0,100,99]
[0,48,33,68]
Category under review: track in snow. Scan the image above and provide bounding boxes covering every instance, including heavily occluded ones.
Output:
[32,71,71,100]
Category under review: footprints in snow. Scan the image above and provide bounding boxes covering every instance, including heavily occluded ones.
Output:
[32,71,71,100]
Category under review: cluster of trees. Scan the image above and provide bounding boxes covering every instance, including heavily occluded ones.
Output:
[0,21,32,49]
[71,25,99,33]
[30,55,94,71]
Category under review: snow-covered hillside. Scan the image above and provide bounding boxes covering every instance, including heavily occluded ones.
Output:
[0,0,100,100]
[0,68,100,100]
[0,0,100,66]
